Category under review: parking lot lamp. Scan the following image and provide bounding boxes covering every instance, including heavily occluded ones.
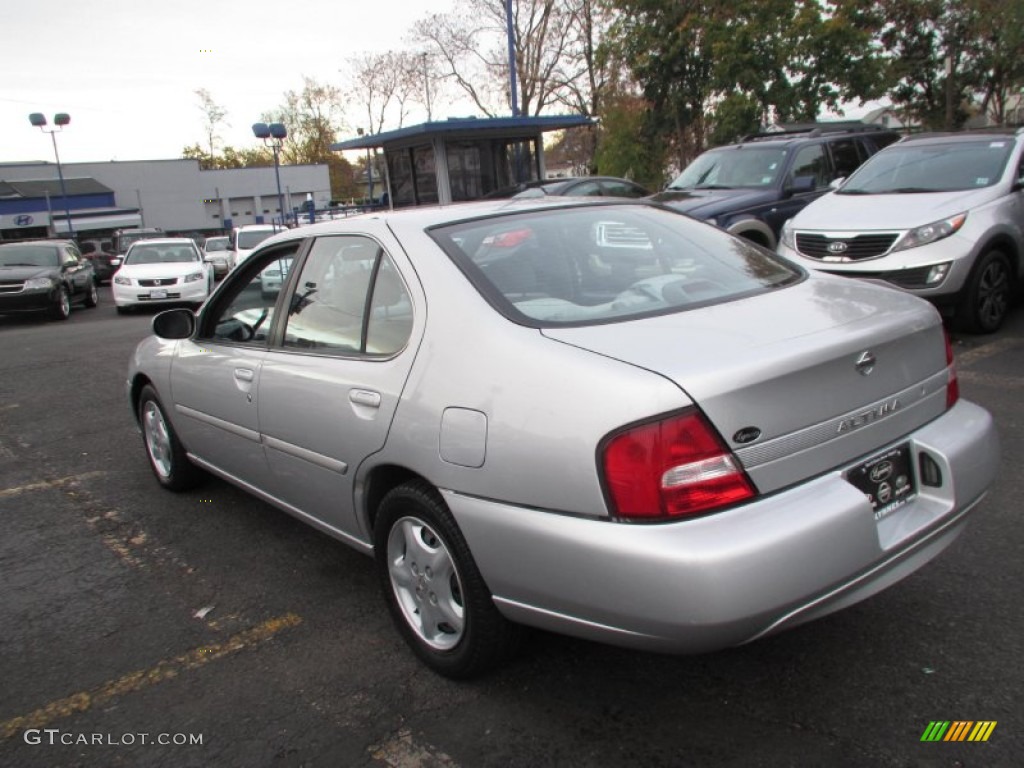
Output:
[252,122,287,226]
[28,112,74,238]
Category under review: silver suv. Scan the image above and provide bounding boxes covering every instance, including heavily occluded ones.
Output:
[778,128,1024,333]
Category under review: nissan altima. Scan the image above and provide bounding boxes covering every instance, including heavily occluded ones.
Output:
[127,199,998,678]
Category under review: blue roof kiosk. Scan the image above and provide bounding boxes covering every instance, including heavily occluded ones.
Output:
[330,115,594,208]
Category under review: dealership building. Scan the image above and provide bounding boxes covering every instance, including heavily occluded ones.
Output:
[0,158,331,242]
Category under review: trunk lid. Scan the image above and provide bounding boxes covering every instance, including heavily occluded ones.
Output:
[542,275,950,492]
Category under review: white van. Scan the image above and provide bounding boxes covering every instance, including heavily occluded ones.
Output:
[231,224,282,265]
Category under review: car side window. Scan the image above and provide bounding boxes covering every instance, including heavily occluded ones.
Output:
[828,139,864,179]
[282,235,413,357]
[601,180,645,198]
[61,246,79,266]
[789,144,829,189]
[570,181,604,197]
[203,244,300,345]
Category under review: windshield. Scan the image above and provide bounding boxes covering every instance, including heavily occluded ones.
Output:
[238,230,275,249]
[430,205,801,327]
[205,238,229,251]
[669,147,788,190]
[840,139,1013,194]
[124,244,199,265]
[0,245,59,267]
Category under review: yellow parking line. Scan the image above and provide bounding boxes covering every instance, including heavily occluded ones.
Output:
[370,728,458,768]
[0,613,302,740]
[0,472,107,499]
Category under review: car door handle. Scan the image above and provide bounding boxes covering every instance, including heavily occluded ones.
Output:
[349,389,381,408]
[234,368,255,382]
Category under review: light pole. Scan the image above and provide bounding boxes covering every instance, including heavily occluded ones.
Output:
[252,122,287,226]
[28,112,74,238]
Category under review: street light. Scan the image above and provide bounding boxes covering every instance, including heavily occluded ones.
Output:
[252,122,287,226]
[28,112,74,237]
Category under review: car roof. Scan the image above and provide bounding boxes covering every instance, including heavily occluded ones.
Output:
[127,238,199,247]
[897,128,1024,146]
[256,198,653,249]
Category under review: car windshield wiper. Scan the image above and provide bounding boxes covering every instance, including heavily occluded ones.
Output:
[886,187,940,193]
[693,184,736,190]
[0,262,42,267]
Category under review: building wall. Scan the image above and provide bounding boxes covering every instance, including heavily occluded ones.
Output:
[0,159,331,235]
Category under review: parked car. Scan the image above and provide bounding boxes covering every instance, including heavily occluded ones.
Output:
[0,240,98,320]
[485,176,651,200]
[78,238,119,284]
[112,238,213,314]
[127,199,997,678]
[112,227,164,256]
[259,255,292,297]
[231,224,281,267]
[651,124,900,249]
[202,235,233,278]
[778,127,1024,333]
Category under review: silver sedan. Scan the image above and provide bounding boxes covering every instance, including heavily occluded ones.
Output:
[127,199,999,678]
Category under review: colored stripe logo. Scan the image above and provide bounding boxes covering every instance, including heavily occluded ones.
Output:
[921,721,997,742]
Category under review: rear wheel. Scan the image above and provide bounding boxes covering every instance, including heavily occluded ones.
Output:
[374,480,522,678]
[84,281,99,308]
[138,384,202,491]
[955,250,1013,334]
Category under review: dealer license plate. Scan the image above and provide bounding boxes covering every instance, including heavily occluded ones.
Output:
[150,289,168,299]
[846,443,916,520]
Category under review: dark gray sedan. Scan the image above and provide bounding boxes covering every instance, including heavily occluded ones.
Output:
[127,199,998,678]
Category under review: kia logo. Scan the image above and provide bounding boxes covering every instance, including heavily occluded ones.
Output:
[14,214,34,226]
[827,241,848,254]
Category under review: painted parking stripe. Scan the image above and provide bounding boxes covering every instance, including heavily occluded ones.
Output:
[370,728,458,768]
[0,613,302,741]
[0,471,106,499]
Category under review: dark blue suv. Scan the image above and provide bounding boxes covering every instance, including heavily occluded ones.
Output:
[651,124,900,250]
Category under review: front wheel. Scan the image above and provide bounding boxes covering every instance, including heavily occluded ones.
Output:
[374,481,522,679]
[955,250,1013,334]
[138,384,202,491]
[50,286,71,320]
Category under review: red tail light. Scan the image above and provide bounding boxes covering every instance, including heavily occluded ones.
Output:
[944,328,959,408]
[601,409,756,520]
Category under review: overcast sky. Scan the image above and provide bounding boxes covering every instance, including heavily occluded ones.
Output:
[1,0,457,165]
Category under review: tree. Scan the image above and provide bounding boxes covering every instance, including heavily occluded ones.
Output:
[194,88,229,159]
[413,0,583,117]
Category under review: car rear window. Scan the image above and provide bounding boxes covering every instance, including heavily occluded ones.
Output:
[429,204,802,327]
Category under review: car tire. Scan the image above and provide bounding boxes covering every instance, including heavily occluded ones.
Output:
[955,250,1013,334]
[84,281,99,308]
[374,480,523,679]
[50,286,71,321]
[138,384,203,491]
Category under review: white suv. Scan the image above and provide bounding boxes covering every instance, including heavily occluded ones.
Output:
[778,128,1024,333]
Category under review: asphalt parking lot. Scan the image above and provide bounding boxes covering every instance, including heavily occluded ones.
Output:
[1,289,1022,767]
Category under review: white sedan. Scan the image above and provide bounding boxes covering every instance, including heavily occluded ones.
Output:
[113,238,214,314]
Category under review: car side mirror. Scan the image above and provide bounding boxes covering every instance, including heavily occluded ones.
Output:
[829,177,845,191]
[111,258,122,267]
[152,308,196,339]
[787,176,816,195]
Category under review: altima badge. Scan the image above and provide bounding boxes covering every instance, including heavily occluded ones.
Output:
[855,350,876,376]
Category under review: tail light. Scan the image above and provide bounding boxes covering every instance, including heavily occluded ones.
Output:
[944,328,959,408]
[601,409,756,520]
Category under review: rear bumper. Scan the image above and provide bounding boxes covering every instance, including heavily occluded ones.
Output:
[446,399,998,653]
